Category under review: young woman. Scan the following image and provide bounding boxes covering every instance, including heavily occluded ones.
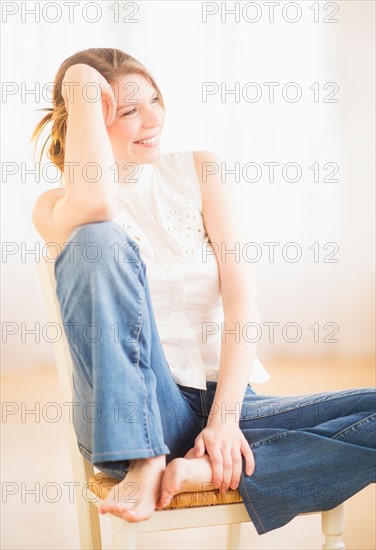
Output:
[31,48,375,535]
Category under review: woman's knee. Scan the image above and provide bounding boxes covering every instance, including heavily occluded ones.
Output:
[69,221,138,253]
[55,221,142,277]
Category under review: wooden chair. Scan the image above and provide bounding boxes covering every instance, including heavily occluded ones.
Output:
[36,256,345,550]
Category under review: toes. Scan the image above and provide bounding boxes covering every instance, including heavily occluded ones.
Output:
[99,501,124,516]
[159,490,173,507]
[100,503,151,523]
[98,502,111,514]
[121,509,139,522]
[156,492,172,509]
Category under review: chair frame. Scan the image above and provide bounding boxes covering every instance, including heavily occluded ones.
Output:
[36,256,345,550]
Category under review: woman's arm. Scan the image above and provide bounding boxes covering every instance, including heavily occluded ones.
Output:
[193,149,260,409]
[57,63,118,214]
[32,64,118,248]
[192,149,258,491]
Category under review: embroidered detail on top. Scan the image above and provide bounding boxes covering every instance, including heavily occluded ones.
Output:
[117,175,210,258]
[167,186,195,206]
[162,182,208,257]
[164,206,209,258]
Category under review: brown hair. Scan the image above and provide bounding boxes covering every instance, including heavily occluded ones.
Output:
[30,48,165,174]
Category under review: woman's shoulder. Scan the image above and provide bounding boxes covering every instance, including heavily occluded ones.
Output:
[33,187,66,210]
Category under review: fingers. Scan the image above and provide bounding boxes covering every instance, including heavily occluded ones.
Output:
[220,448,242,492]
[211,442,255,493]
[221,448,233,493]
[194,435,205,458]
[183,447,196,459]
[105,88,116,126]
[230,448,242,490]
[209,449,223,491]
[241,440,255,476]
[98,73,116,126]
[100,82,116,126]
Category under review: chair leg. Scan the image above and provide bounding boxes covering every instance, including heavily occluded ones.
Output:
[226,523,241,550]
[321,503,345,550]
[75,493,102,549]
[73,460,102,549]
[111,516,138,550]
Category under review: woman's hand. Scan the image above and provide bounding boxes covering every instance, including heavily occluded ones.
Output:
[193,421,255,493]
[61,63,116,126]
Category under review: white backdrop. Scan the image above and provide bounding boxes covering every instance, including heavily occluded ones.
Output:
[1,1,375,371]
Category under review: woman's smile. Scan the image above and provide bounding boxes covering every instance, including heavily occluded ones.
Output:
[134,133,161,146]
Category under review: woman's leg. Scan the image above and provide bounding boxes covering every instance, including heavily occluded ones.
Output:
[203,383,376,534]
[54,221,202,478]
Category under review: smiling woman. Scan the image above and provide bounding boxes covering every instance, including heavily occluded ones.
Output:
[30,48,165,251]
[30,47,376,535]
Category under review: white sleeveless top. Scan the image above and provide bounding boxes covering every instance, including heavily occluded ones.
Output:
[113,150,270,390]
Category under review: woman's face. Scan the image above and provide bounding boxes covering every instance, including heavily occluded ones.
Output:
[107,72,165,167]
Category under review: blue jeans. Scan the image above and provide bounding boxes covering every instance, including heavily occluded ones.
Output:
[54,221,376,535]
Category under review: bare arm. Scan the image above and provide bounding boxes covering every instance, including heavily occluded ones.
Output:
[193,150,260,415]
[59,63,118,210]
[32,64,118,246]
[192,149,257,492]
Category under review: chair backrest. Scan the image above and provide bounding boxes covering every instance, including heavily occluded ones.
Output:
[37,258,74,396]
[36,257,95,484]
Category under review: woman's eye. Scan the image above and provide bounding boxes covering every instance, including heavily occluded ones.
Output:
[122,96,160,116]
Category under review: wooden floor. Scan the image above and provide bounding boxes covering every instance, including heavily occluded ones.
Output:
[1,357,375,549]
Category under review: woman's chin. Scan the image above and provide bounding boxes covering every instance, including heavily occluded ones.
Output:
[135,146,162,162]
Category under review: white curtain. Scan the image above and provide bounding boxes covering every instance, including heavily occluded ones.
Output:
[2,1,374,370]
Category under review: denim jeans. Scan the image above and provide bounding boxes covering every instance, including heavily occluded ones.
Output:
[54,221,376,535]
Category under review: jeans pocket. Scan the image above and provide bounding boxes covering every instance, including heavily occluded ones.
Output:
[177,384,205,416]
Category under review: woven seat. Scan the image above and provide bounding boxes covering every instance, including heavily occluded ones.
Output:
[88,472,244,510]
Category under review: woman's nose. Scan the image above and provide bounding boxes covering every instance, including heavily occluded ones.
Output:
[143,107,163,129]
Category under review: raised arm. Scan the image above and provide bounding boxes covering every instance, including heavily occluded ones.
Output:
[59,63,117,208]
[32,64,118,248]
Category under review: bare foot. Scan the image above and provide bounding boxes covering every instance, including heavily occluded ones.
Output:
[98,455,166,522]
[157,452,217,509]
